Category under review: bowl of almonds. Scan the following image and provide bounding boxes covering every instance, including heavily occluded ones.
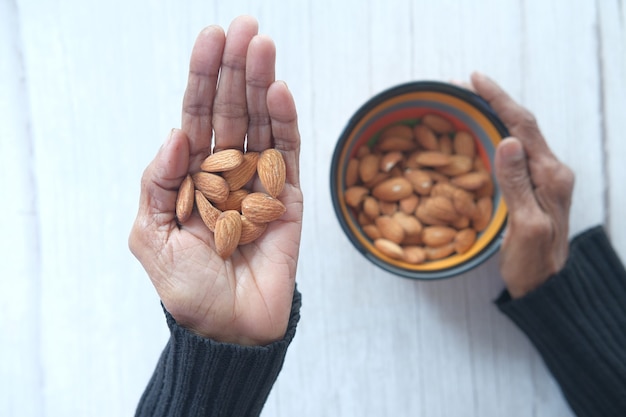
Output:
[330,81,509,279]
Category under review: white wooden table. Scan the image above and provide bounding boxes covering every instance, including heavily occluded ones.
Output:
[2,1,625,416]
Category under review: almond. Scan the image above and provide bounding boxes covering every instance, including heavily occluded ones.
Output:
[455,228,477,254]
[345,186,369,208]
[424,196,458,222]
[472,196,493,231]
[241,192,287,223]
[403,246,427,264]
[200,149,244,172]
[372,177,414,202]
[257,149,286,197]
[425,243,456,260]
[359,154,380,183]
[453,131,476,158]
[215,189,249,212]
[195,190,221,232]
[436,155,473,176]
[222,152,259,191]
[405,169,433,195]
[379,200,398,216]
[380,151,404,172]
[362,224,382,240]
[362,196,380,220]
[399,194,419,214]
[451,172,489,190]
[193,172,230,203]
[452,188,476,218]
[239,215,268,245]
[376,136,417,152]
[392,211,423,236]
[345,158,360,187]
[375,215,405,244]
[374,238,405,260]
[175,174,195,223]
[414,124,440,151]
[422,226,457,247]
[439,135,453,155]
[415,203,448,226]
[422,114,455,134]
[380,123,413,140]
[415,151,452,167]
[214,210,242,259]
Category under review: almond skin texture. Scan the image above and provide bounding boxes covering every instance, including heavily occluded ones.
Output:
[257,149,286,198]
[422,114,455,134]
[414,124,440,151]
[215,189,249,212]
[193,172,230,204]
[372,177,414,202]
[403,246,427,264]
[422,226,457,247]
[359,154,380,183]
[345,158,360,187]
[239,215,268,245]
[175,174,195,224]
[415,151,452,167]
[455,228,477,254]
[200,149,244,172]
[222,152,259,191]
[214,210,243,259]
[453,131,476,158]
[345,186,369,208]
[375,215,405,244]
[241,192,287,223]
[195,190,221,232]
[380,123,413,140]
[374,238,405,260]
[451,172,489,190]
[425,243,456,260]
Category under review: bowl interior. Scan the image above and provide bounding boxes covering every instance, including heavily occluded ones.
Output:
[331,82,508,279]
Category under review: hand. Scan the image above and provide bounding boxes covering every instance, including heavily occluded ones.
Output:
[128,16,303,345]
[471,73,575,298]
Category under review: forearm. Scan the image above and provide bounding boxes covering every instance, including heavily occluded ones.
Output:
[496,226,626,417]
[136,288,301,417]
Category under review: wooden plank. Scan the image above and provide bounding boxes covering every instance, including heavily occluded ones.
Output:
[0,0,43,415]
[5,0,615,415]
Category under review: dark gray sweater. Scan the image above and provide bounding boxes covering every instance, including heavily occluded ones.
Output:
[136,226,625,417]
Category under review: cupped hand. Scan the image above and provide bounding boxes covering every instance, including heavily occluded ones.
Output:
[471,73,575,298]
[129,16,303,345]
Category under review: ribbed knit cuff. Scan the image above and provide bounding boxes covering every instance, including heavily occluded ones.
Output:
[496,226,626,417]
[135,288,301,417]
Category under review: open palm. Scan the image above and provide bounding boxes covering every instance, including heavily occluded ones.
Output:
[129,16,302,345]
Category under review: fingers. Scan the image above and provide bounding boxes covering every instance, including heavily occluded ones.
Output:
[470,72,553,160]
[130,129,190,255]
[245,35,276,152]
[182,26,226,158]
[494,138,538,217]
[267,81,300,186]
[212,15,259,151]
[139,129,190,219]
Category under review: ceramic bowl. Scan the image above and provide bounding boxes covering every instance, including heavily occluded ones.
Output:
[330,81,509,279]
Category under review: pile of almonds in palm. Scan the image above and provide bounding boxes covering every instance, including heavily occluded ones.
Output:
[175,148,287,259]
[344,113,494,264]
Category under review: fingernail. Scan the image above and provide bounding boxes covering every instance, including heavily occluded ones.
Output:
[500,138,525,162]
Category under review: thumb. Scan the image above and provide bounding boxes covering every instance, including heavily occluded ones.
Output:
[139,128,191,221]
[495,137,537,215]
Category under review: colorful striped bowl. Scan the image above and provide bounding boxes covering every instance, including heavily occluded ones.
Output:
[330,81,509,280]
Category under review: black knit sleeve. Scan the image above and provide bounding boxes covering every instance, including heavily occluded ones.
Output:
[135,288,301,417]
[496,226,626,417]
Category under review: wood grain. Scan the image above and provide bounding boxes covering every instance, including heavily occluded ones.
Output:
[1,0,623,416]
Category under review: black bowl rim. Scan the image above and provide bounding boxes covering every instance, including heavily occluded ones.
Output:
[330,80,510,280]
